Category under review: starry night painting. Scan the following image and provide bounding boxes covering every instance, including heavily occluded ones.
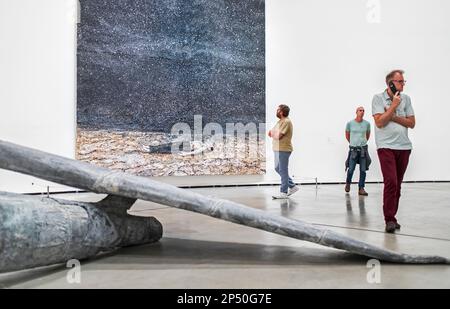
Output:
[77,0,265,177]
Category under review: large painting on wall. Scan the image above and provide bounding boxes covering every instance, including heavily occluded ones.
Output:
[77,0,265,176]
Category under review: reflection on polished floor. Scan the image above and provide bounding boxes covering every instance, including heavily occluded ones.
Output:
[1,183,449,288]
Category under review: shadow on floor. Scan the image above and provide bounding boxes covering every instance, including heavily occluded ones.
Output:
[0,237,434,288]
[81,237,368,270]
[0,264,66,288]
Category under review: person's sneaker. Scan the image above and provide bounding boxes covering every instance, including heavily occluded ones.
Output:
[358,188,368,196]
[272,192,289,199]
[395,223,401,230]
[345,183,350,193]
[385,221,396,233]
[288,186,300,196]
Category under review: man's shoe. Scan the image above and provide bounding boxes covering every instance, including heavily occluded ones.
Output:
[272,192,289,199]
[288,186,300,196]
[395,223,401,230]
[358,188,368,196]
[385,222,396,233]
[345,183,350,193]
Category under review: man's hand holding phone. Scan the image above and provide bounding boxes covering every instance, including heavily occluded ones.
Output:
[388,81,402,108]
[392,91,402,108]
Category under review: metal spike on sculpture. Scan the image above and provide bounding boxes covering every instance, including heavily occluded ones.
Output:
[0,140,449,273]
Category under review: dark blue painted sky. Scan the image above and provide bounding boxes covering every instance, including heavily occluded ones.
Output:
[77,0,265,132]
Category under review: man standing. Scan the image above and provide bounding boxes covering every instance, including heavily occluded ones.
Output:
[372,70,416,233]
[345,107,371,196]
[269,105,299,199]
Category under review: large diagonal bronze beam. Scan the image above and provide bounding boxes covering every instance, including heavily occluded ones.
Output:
[0,140,448,264]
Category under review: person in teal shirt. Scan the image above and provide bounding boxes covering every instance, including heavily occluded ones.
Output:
[345,107,371,195]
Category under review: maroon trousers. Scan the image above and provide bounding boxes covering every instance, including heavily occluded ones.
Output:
[377,149,411,223]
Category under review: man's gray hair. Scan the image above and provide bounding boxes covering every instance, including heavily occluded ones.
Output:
[386,69,405,85]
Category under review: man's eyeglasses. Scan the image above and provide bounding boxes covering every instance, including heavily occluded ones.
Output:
[392,80,406,85]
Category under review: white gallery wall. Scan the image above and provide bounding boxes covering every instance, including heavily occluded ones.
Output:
[266,0,450,183]
[1,0,449,193]
[0,0,78,193]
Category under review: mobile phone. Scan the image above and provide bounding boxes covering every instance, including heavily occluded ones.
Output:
[389,81,398,95]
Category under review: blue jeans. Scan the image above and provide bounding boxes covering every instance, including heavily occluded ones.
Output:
[346,151,367,189]
[274,151,295,193]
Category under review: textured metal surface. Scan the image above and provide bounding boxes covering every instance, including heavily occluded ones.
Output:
[0,140,448,264]
[0,191,162,273]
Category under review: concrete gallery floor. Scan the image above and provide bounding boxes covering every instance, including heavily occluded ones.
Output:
[1,183,449,289]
